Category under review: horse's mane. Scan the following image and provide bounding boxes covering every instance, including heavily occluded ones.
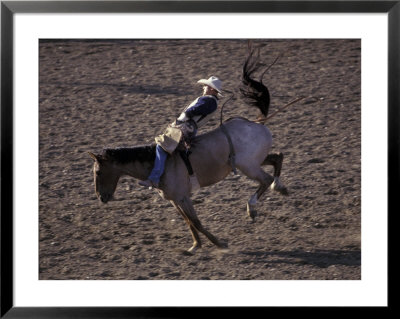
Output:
[240,42,272,118]
[102,144,156,164]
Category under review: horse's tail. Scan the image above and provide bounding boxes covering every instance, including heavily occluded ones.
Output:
[240,42,274,118]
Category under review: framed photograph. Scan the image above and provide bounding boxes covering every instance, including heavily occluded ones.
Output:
[1,1,396,317]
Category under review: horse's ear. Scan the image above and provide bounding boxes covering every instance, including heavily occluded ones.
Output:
[88,152,100,162]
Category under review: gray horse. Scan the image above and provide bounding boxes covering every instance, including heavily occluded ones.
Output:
[89,46,289,253]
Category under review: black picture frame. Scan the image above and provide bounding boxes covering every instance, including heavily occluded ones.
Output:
[1,1,396,317]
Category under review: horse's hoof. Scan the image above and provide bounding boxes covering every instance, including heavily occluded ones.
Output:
[247,208,257,220]
[185,245,200,255]
[271,178,289,196]
[247,202,258,220]
[182,250,195,256]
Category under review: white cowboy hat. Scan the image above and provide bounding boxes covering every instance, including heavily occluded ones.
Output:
[197,76,223,95]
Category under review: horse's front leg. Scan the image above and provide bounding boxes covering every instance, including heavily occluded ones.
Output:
[170,200,202,253]
[174,197,227,251]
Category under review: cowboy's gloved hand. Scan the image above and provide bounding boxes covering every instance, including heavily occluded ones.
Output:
[177,112,189,122]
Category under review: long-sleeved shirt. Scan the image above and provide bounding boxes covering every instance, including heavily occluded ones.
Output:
[177,95,218,128]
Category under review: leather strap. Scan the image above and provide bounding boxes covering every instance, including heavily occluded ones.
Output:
[220,124,238,175]
[179,150,194,176]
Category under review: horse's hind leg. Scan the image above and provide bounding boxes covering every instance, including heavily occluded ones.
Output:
[170,200,202,253]
[174,197,226,251]
[263,153,289,195]
[239,166,274,220]
[263,153,283,176]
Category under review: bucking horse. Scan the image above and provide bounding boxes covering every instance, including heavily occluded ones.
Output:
[89,44,289,253]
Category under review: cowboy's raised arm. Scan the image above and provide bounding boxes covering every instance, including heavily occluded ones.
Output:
[185,96,217,118]
[177,96,217,121]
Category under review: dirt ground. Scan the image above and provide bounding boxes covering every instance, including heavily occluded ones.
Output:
[39,39,361,280]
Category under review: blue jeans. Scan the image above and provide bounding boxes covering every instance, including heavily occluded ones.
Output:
[148,144,168,184]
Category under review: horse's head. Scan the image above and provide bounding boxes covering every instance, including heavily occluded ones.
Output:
[88,152,120,204]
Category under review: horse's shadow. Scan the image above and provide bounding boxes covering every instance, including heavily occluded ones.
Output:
[239,248,361,268]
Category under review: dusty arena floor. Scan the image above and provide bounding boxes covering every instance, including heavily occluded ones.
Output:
[39,39,361,280]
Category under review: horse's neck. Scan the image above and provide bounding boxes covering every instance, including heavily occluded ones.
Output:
[105,146,155,181]
[119,160,153,181]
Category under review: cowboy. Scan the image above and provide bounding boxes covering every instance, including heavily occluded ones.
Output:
[139,76,222,188]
